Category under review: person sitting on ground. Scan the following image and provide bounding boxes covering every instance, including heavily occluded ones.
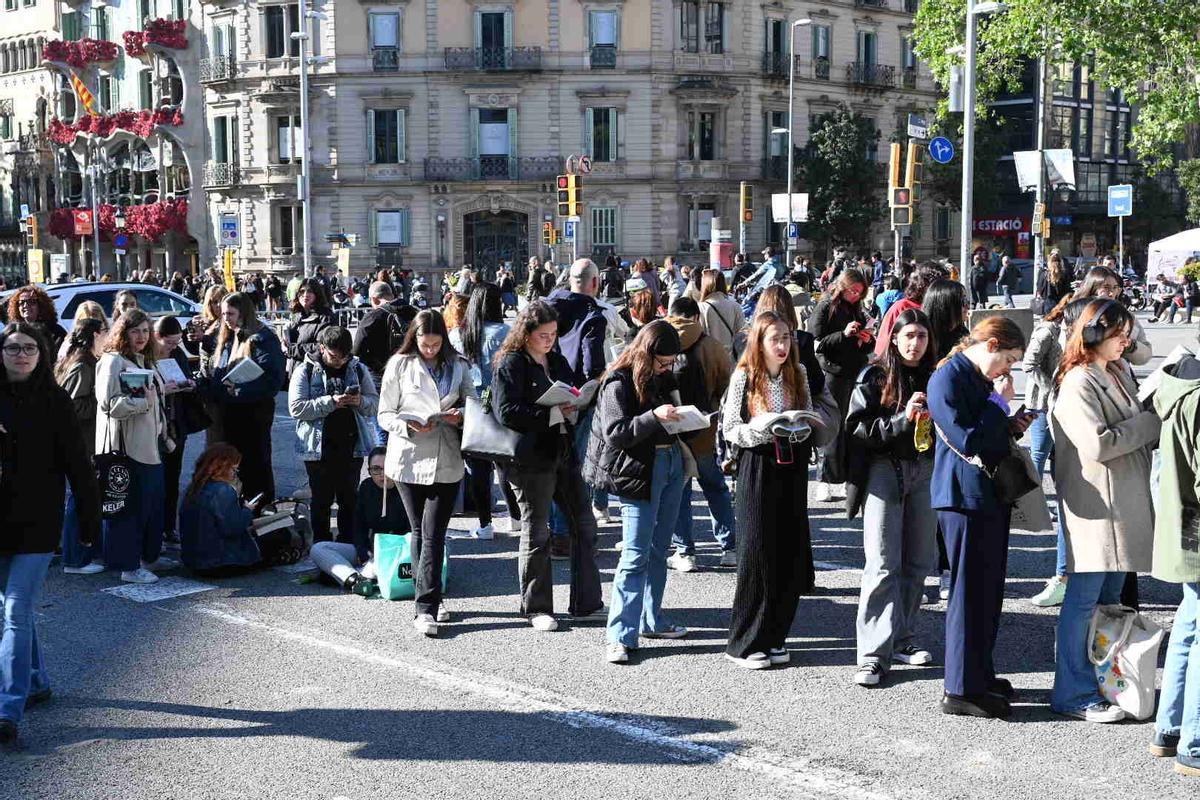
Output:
[310,447,411,596]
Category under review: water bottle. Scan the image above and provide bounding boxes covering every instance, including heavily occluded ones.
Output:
[914,411,933,453]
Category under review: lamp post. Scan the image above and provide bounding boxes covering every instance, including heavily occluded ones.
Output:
[785,18,813,269]
[290,4,325,278]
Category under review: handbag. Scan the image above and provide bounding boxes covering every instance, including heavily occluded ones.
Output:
[460,389,520,464]
[1008,447,1052,531]
[95,422,135,519]
[1088,604,1164,720]
[374,532,450,601]
[934,424,1038,504]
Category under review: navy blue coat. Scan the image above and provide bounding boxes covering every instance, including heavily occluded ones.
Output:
[179,481,260,571]
[927,352,1013,512]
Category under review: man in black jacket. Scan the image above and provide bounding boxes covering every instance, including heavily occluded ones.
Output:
[526,256,556,300]
[352,281,414,442]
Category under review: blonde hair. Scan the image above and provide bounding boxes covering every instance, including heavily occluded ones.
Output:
[72,300,108,328]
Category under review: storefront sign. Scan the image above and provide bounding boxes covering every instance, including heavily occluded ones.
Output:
[972,216,1030,235]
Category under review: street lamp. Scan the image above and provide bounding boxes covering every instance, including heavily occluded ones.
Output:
[784,18,813,269]
[958,0,1008,288]
[290,5,325,278]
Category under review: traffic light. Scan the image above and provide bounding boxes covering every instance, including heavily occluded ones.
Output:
[550,228,559,245]
[905,142,923,204]
[571,174,583,217]
[888,142,902,189]
[891,206,913,227]
[542,221,553,246]
[740,181,753,223]
[891,186,912,227]
[27,215,38,248]
[556,174,583,217]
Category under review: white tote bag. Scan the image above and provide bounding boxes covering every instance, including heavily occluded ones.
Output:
[1088,604,1164,720]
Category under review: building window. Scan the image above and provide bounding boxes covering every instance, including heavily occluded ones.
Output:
[856,31,877,67]
[934,205,950,241]
[591,206,617,248]
[901,36,917,69]
[57,74,76,119]
[367,109,406,164]
[589,10,617,47]
[0,112,11,139]
[687,110,717,161]
[1104,107,1131,160]
[212,114,235,164]
[4,0,16,11]
[139,69,153,109]
[586,108,618,162]
[138,0,153,27]
[680,2,723,54]
[97,76,117,113]
[93,7,110,39]
[369,11,400,48]
[373,209,411,246]
[812,24,830,60]
[688,202,716,245]
[274,205,304,254]
[265,4,301,59]
[274,114,302,163]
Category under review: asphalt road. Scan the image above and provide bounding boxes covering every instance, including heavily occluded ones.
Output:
[2,304,1198,800]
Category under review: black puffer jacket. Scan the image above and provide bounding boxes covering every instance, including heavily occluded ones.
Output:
[493,349,575,470]
[843,363,932,519]
[584,367,677,501]
[807,298,870,376]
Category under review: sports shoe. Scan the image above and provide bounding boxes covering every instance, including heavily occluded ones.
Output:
[719,550,737,568]
[1030,575,1067,607]
[593,505,612,525]
[1057,701,1126,724]
[767,647,790,665]
[892,645,934,666]
[142,557,178,571]
[816,483,835,502]
[549,537,570,561]
[470,524,495,541]
[436,605,451,624]
[25,687,52,708]
[120,568,159,584]
[1176,753,1200,777]
[939,570,952,600]
[642,624,688,640]
[1149,730,1181,758]
[724,652,771,670]
[606,643,630,664]
[854,662,884,686]
[412,614,439,637]
[530,613,559,632]
[63,562,104,575]
[667,553,697,573]
[570,604,607,621]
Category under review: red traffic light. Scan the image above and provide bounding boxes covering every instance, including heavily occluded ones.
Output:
[892,187,912,207]
[557,175,570,189]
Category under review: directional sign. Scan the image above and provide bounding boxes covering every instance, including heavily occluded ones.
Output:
[929,137,955,165]
[113,232,129,249]
[219,212,240,247]
[907,113,929,140]
[563,220,577,240]
[1108,184,1133,218]
[578,155,592,175]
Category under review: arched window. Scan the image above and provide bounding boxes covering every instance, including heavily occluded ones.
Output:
[2,47,10,74]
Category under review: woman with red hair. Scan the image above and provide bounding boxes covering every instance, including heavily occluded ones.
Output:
[6,286,66,357]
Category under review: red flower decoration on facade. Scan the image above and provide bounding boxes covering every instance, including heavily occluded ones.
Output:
[43,38,119,68]
[46,109,184,142]
[51,200,189,241]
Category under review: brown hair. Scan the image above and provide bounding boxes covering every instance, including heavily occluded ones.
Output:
[735,311,809,416]
[185,443,242,500]
[201,285,227,324]
[1041,293,1074,323]
[214,292,263,361]
[699,268,729,302]
[628,289,657,325]
[754,284,798,330]
[72,300,107,328]
[398,309,459,365]
[1047,252,1066,287]
[442,293,469,331]
[496,300,558,368]
[7,285,57,325]
[605,319,674,406]
[827,267,868,313]
[937,315,1026,368]
[105,308,157,364]
[1053,299,1135,388]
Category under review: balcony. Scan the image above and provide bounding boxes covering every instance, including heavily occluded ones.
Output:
[762,51,787,78]
[590,44,616,69]
[847,62,895,88]
[199,56,236,83]
[203,162,241,188]
[854,0,890,7]
[372,47,399,72]
[443,47,542,72]
[761,156,788,182]
[901,67,917,89]
[423,156,560,182]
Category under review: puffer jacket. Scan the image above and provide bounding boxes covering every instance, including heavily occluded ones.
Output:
[493,349,577,470]
[583,367,677,501]
[287,353,379,461]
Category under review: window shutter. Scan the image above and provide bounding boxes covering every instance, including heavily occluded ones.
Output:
[369,210,378,246]
[614,11,621,49]
[399,208,411,246]
[368,13,376,47]
[506,107,517,178]
[583,108,594,157]
[468,107,479,160]
[397,109,406,164]
[503,9,513,49]
[615,109,624,161]
[587,11,593,48]
[366,109,375,164]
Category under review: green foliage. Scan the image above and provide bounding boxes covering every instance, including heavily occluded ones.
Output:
[924,113,1007,211]
[799,105,885,251]
[913,0,1200,169]
[1178,260,1200,282]
[1177,160,1200,226]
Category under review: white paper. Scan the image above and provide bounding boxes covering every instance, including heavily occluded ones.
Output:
[749,409,822,434]
[155,359,188,386]
[223,358,264,385]
[660,405,717,435]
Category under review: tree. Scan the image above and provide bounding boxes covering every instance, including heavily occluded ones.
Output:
[799,105,885,253]
[924,114,1008,212]
[913,0,1200,169]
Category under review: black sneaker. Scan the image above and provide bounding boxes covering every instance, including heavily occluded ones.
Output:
[25,687,52,708]
[853,662,884,687]
[941,692,1012,719]
[987,677,1016,699]
[1149,730,1181,758]
[892,645,934,666]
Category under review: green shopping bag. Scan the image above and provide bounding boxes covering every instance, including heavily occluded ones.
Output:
[374,532,450,601]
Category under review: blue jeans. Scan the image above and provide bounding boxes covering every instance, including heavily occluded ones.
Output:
[550,407,608,537]
[1050,570,1125,713]
[102,461,166,572]
[1157,583,1200,758]
[0,553,53,724]
[61,486,100,569]
[1028,412,1052,479]
[672,451,735,554]
[607,446,686,647]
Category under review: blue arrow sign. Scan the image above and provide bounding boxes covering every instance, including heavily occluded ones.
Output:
[1107,184,1133,218]
[929,136,955,165]
[113,232,129,249]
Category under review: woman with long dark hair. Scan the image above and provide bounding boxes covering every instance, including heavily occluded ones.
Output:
[0,322,99,743]
[55,318,107,574]
[846,309,939,687]
[378,310,475,637]
[5,286,67,357]
[284,277,335,377]
[494,302,602,632]
[807,267,872,502]
[1033,251,1074,315]
[1071,265,1151,365]
[720,311,824,670]
[153,316,201,545]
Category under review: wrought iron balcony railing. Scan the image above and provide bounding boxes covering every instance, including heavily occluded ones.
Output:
[443,46,542,71]
[854,0,890,8]
[761,156,788,182]
[423,156,560,182]
[199,55,236,82]
[847,62,896,88]
[590,45,616,69]
[203,162,241,187]
[372,47,399,72]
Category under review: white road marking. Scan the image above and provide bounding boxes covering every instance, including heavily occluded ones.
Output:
[102,577,216,603]
[184,604,895,800]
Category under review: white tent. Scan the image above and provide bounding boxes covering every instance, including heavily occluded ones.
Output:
[1147,228,1200,276]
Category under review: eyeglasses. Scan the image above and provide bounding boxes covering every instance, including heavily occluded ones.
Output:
[17,298,38,306]
[2,344,39,356]
[367,466,385,475]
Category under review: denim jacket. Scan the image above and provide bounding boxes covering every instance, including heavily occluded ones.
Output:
[179,481,260,571]
[287,354,380,461]
[449,321,510,392]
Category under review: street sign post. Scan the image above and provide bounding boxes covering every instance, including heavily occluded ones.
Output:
[1108,184,1133,268]
[929,137,955,165]
[220,213,241,248]
[907,114,929,140]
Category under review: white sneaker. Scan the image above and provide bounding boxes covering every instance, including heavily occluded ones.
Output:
[725,652,772,670]
[120,568,159,584]
[816,483,834,502]
[1030,575,1067,607]
[854,662,884,686]
[606,643,630,664]
[939,570,952,600]
[593,505,612,524]
[828,483,847,500]
[63,562,104,575]
[435,606,450,623]
[768,647,790,665]
[719,550,737,568]
[892,645,934,666]
[471,524,495,541]
[413,614,439,637]
[1058,701,1126,724]
[142,557,178,571]
[614,538,624,551]
[667,553,697,573]
[530,613,559,632]
[642,624,688,640]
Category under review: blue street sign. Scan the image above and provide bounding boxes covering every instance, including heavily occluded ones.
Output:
[18,203,29,220]
[1107,184,1133,218]
[929,137,955,165]
[1051,215,1072,226]
[113,232,129,249]
[786,222,799,239]
[219,213,240,246]
[564,220,576,240]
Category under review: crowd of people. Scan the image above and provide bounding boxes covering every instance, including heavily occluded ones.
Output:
[0,252,1197,782]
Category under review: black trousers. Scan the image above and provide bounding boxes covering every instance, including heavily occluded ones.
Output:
[397,481,457,617]
[162,433,186,536]
[223,398,275,506]
[726,444,813,658]
[816,373,854,484]
[304,457,361,543]
[465,457,522,527]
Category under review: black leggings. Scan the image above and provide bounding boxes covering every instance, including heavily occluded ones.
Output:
[397,481,457,616]
[466,457,521,527]
[222,398,275,506]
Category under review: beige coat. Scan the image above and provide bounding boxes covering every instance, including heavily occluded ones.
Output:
[377,353,475,486]
[1051,363,1160,572]
[95,351,167,466]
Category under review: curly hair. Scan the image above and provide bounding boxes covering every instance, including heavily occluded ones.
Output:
[105,308,157,365]
[7,285,57,325]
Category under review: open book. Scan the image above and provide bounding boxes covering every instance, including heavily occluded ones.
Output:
[749,409,823,436]
[394,395,447,427]
[535,379,601,409]
[251,511,295,537]
[224,358,264,386]
[155,358,189,390]
[660,405,718,436]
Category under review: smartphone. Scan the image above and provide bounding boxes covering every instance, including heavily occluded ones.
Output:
[248,492,265,507]
[1014,404,1026,416]
[346,386,361,396]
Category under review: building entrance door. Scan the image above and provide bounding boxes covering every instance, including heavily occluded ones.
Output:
[463,210,528,280]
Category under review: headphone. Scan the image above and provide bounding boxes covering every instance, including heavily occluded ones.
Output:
[1081,299,1117,347]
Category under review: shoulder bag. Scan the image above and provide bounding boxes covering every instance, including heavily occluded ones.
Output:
[95,420,135,519]
[461,387,520,464]
[933,423,1038,505]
